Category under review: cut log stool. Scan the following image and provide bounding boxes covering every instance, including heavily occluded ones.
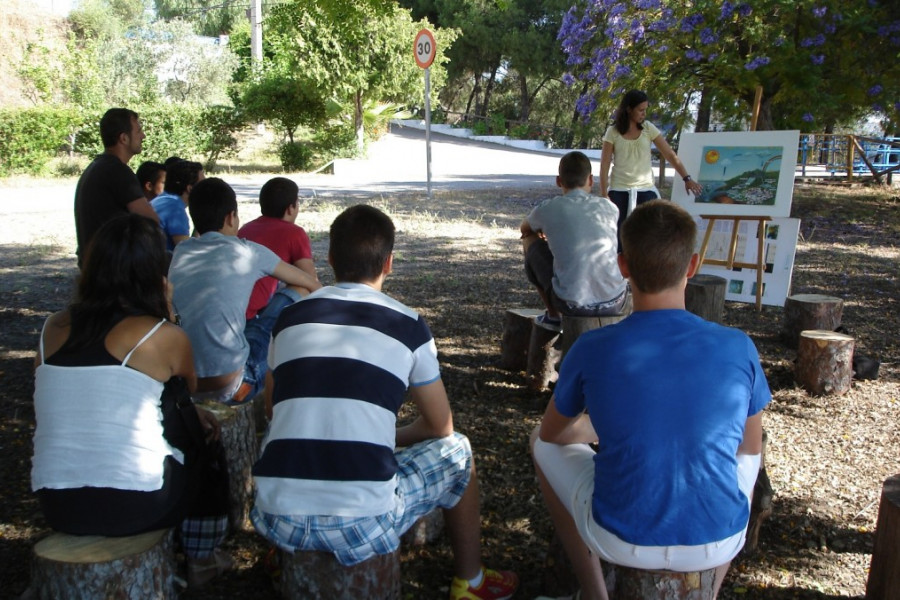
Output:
[500,308,543,371]
[781,294,843,348]
[742,429,773,555]
[527,320,561,391]
[280,548,400,600]
[29,528,176,600]
[795,329,855,396]
[198,400,258,531]
[559,295,632,366]
[604,564,717,599]
[400,508,444,546]
[866,473,900,599]
[685,274,727,324]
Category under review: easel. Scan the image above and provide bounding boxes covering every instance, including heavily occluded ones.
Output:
[695,86,772,312]
[696,215,770,310]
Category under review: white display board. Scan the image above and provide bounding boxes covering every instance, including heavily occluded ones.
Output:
[694,216,801,307]
[673,131,800,218]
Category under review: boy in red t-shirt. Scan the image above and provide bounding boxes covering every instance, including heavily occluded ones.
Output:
[239,177,319,398]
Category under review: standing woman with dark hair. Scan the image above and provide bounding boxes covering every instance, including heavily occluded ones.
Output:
[599,90,703,234]
[31,214,231,587]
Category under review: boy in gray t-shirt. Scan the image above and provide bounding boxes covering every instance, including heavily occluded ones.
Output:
[169,178,320,405]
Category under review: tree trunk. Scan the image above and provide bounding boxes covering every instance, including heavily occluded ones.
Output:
[526,320,560,391]
[695,85,712,132]
[481,64,499,118]
[518,75,531,122]
[354,90,364,156]
[465,73,481,118]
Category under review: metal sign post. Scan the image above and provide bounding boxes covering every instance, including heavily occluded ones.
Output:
[414,29,436,198]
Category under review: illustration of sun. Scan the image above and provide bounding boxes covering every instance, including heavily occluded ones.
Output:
[705,149,720,164]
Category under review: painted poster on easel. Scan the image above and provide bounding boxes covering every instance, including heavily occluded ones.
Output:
[673,131,800,218]
[694,216,801,307]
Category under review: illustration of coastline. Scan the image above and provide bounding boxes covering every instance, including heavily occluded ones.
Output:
[695,146,782,206]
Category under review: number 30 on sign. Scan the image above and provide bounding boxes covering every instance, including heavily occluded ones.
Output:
[414,29,436,69]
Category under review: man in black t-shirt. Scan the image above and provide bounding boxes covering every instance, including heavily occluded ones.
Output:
[74,108,159,267]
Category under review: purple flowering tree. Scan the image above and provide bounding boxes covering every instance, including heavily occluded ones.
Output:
[558,0,900,133]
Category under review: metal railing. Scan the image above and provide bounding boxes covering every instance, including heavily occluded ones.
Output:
[798,134,900,183]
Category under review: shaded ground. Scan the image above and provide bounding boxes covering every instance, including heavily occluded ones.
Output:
[1,182,898,599]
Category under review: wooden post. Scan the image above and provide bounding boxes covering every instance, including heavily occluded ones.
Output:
[685,274,727,323]
[198,401,258,531]
[750,85,763,132]
[280,549,400,600]
[604,564,717,599]
[866,474,900,599]
[781,294,844,348]
[29,529,176,600]
[795,330,855,396]
[527,320,561,390]
[500,308,543,371]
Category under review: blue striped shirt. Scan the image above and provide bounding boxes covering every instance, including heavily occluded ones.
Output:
[253,283,440,517]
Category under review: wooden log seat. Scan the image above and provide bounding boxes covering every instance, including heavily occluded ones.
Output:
[558,295,632,369]
[280,548,400,600]
[527,319,561,391]
[684,274,727,324]
[604,564,717,599]
[400,508,444,547]
[866,473,900,599]
[500,308,543,372]
[198,400,258,531]
[29,528,176,600]
[781,294,844,348]
[742,429,773,556]
[795,329,855,396]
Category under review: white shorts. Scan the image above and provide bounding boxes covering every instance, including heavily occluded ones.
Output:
[533,438,761,571]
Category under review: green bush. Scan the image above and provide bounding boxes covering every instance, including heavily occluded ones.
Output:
[279,141,314,172]
[471,120,488,136]
[312,124,359,163]
[489,113,507,135]
[198,105,245,170]
[509,123,530,140]
[0,107,85,176]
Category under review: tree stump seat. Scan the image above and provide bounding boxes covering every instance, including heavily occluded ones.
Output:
[685,274,727,324]
[400,508,444,546]
[604,564,718,599]
[28,528,177,600]
[781,294,844,348]
[197,400,258,531]
[279,548,400,600]
[527,319,561,391]
[795,329,855,396]
[866,473,900,598]
[500,308,543,372]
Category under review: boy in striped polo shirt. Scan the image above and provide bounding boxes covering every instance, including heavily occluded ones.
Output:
[251,204,517,600]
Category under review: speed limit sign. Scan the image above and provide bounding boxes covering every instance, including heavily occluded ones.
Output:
[414,29,436,69]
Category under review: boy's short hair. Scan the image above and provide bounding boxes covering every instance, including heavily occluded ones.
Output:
[620,200,696,293]
[165,160,204,195]
[188,177,237,234]
[136,161,165,188]
[259,177,299,218]
[558,151,592,189]
[100,108,138,148]
[329,204,395,283]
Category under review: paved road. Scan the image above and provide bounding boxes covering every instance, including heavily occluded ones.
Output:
[0,126,565,248]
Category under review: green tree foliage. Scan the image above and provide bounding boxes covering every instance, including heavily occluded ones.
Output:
[558,0,900,133]
[153,0,249,37]
[239,74,327,143]
[69,0,148,40]
[264,0,454,152]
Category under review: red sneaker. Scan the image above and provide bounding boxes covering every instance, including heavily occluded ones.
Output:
[449,567,518,600]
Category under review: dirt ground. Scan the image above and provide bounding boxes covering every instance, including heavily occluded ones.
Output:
[1,180,898,599]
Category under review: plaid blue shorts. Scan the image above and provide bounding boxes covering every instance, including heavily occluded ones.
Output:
[251,432,472,566]
[181,514,229,559]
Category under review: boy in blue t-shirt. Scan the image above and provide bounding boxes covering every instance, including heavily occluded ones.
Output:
[531,200,770,600]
